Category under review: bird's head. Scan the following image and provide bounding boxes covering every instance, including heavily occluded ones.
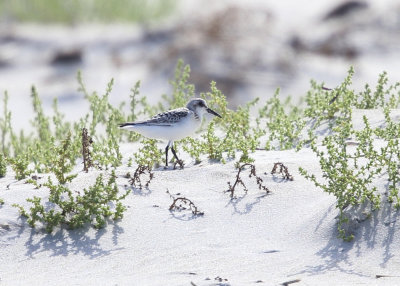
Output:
[186,98,222,118]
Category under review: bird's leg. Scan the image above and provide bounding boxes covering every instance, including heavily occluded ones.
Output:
[165,144,170,167]
[170,145,180,162]
[170,143,184,169]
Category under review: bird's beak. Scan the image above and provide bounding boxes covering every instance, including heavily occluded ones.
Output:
[206,107,222,118]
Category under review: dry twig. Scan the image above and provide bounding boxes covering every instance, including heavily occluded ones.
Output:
[167,190,204,216]
[81,128,93,172]
[271,162,294,181]
[128,165,154,189]
[227,163,270,198]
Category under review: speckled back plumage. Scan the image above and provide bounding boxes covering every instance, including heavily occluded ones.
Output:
[133,108,190,126]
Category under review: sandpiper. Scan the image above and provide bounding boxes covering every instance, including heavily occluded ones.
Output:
[119,98,221,167]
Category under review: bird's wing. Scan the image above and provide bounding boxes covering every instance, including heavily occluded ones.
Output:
[121,108,190,127]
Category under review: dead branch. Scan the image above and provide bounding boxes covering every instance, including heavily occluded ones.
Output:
[128,165,154,189]
[271,162,294,181]
[81,127,93,172]
[167,190,204,216]
[227,163,270,198]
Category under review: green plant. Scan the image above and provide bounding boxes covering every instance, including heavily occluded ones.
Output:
[259,89,305,150]
[1,71,140,179]
[13,171,130,233]
[0,152,6,178]
[50,132,79,184]
[124,81,142,142]
[52,98,72,141]
[31,86,51,143]
[304,67,355,131]
[133,138,163,168]
[299,119,381,241]
[90,114,123,169]
[0,91,31,157]
[79,74,114,138]
[27,86,79,174]
[375,108,400,208]
[78,73,125,169]
[9,152,31,180]
[355,71,400,109]
[0,91,12,156]
[163,59,195,109]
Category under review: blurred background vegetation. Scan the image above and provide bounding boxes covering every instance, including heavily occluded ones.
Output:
[1,0,400,132]
[0,0,176,23]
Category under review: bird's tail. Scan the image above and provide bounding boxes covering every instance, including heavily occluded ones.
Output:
[118,122,135,128]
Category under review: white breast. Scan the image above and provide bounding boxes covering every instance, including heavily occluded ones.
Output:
[123,112,201,141]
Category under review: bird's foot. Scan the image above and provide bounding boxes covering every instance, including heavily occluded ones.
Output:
[173,160,185,170]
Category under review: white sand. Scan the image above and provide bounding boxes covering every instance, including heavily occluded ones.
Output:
[1,1,400,284]
[1,110,400,286]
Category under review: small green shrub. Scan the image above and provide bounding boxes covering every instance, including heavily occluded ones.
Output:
[375,108,400,208]
[0,91,31,157]
[90,114,123,169]
[259,89,305,150]
[50,132,79,184]
[78,73,126,169]
[299,118,382,241]
[304,67,355,132]
[0,91,12,157]
[133,138,163,168]
[355,71,400,109]
[124,81,142,142]
[13,171,130,233]
[9,152,32,180]
[52,98,72,141]
[31,86,51,143]
[0,152,6,178]
[164,59,195,109]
